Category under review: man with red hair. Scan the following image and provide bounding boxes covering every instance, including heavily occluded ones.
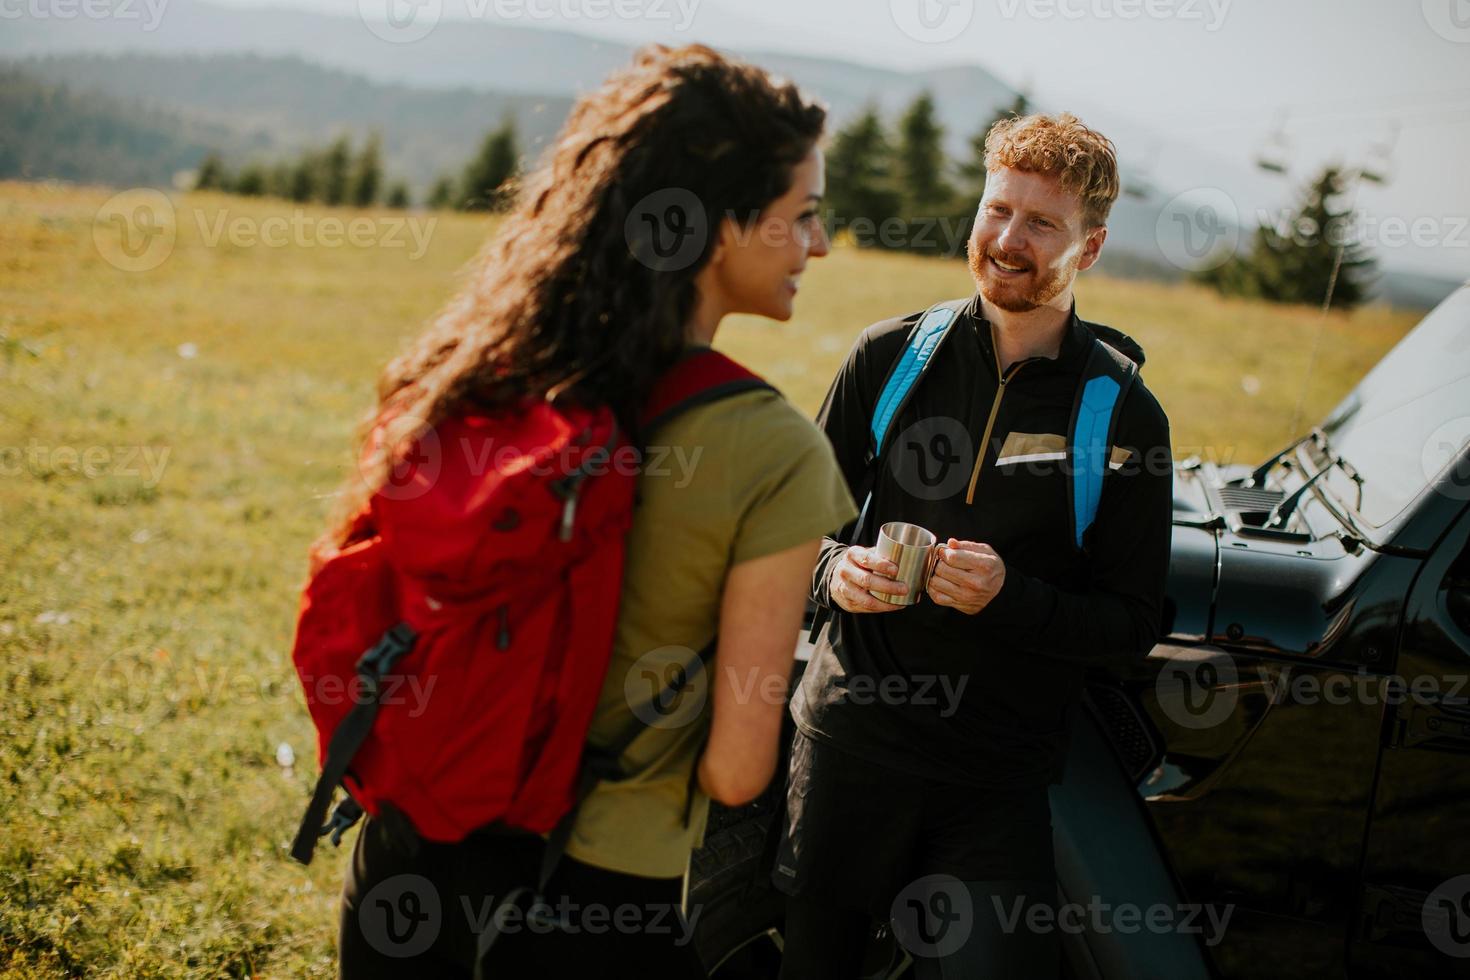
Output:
[776,113,1174,978]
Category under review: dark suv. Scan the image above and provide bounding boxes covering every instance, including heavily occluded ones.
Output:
[688,286,1470,979]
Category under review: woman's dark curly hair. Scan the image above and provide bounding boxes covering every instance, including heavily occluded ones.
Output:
[321,44,825,551]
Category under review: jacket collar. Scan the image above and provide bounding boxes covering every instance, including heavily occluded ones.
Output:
[963,292,1091,372]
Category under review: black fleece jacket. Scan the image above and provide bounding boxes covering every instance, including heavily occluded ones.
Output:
[791,293,1174,787]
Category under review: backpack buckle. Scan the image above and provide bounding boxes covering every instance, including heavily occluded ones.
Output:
[355,623,418,694]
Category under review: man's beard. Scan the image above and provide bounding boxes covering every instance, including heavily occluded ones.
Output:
[966,240,1077,313]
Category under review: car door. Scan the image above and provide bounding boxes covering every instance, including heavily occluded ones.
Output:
[1350,500,1470,978]
[1130,528,1419,979]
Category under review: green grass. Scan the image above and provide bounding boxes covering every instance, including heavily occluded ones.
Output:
[0,181,1422,976]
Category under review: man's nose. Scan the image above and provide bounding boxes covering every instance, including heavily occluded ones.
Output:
[996,217,1026,254]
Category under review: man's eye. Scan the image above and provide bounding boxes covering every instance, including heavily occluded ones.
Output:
[1033,218,1053,229]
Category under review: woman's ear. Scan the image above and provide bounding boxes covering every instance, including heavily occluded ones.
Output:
[706,215,734,267]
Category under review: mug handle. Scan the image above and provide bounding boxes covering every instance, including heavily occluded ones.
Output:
[918,541,944,602]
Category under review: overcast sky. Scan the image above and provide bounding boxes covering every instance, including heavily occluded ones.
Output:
[218,0,1470,278]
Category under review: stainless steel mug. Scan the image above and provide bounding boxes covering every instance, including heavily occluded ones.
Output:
[869,521,940,606]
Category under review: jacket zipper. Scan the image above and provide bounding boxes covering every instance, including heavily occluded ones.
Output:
[964,326,1028,505]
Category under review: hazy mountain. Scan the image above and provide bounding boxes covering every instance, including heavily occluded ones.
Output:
[0,65,260,185]
[10,53,573,190]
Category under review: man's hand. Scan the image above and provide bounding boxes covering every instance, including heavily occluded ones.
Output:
[927,538,1005,615]
[829,545,908,614]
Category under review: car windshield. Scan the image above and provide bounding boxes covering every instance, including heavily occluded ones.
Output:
[1314,287,1470,528]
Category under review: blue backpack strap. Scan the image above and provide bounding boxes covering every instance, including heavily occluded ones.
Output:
[805,299,966,644]
[869,299,967,460]
[1068,337,1138,551]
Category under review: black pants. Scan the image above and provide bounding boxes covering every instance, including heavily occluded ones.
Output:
[774,730,1060,980]
[339,816,707,979]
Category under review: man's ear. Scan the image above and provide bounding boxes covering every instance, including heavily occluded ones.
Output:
[1076,224,1107,271]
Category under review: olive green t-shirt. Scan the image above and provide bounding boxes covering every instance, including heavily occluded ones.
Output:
[563,388,857,879]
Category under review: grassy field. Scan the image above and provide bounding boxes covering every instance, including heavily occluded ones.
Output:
[0,180,1424,977]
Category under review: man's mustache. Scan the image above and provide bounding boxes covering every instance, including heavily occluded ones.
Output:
[984,247,1033,273]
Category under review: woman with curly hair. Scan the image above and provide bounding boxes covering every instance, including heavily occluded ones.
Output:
[331,45,854,978]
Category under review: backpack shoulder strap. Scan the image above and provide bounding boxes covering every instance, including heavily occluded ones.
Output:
[1067,336,1139,551]
[642,348,776,435]
[869,298,969,461]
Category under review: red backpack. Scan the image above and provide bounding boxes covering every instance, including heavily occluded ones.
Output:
[289,350,772,865]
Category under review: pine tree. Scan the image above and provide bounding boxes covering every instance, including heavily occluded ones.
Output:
[288,151,318,203]
[896,92,953,215]
[458,119,520,212]
[427,175,456,211]
[194,152,229,192]
[268,161,295,200]
[349,132,383,208]
[823,106,902,249]
[385,182,411,209]
[1199,166,1376,310]
[319,136,353,206]
[233,164,268,197]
